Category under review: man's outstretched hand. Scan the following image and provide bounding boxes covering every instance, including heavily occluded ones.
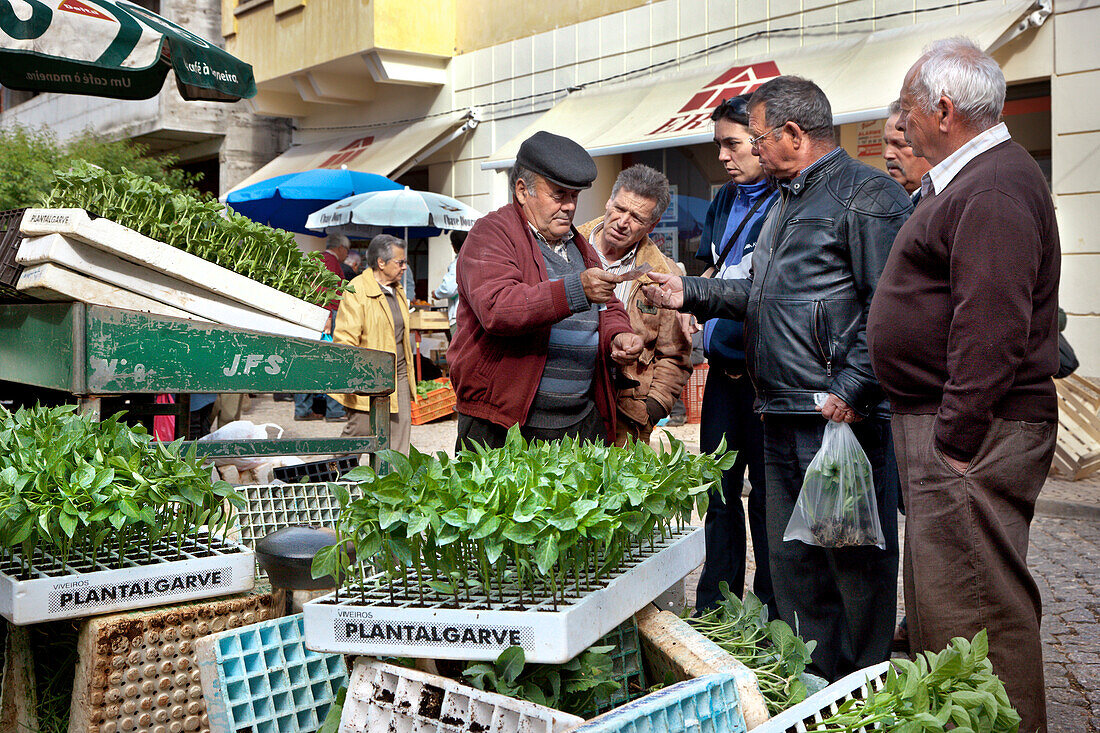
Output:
[581,268,625,304]
[641,271,685,310]
[610,332,644,365]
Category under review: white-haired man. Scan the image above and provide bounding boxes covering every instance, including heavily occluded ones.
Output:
[868,38,1060,732]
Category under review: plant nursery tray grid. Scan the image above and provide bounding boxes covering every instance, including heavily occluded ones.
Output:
[0,534,254,625]
[303,526,703,664]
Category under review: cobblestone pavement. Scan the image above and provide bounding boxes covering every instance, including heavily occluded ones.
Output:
[247,395,1100,729]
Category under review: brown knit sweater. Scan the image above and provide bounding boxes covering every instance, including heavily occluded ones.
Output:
[868,140,1060,462]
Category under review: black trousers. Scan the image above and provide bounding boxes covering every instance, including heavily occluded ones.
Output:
[763,413,899,681]
[455,406,605,452]
[695,367,774,618]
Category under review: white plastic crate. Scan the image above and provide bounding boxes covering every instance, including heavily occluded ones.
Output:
[339,657,583,733]
[18,208,330,332]
[751,662,891,733]
[235,482,361,549]
[563,673,746,733]
[194,613,347,733]
[17,233,321,339]
[304,527,704,664]
[0,534,254,625]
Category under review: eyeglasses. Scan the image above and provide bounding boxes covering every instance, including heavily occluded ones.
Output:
[389,259,407,266]
[748,124,784,147]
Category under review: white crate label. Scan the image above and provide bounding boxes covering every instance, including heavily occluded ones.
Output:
[25,211,74,225]
[334,613,535,650]
[47,566,234,615]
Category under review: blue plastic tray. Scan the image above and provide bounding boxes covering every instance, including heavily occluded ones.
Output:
[195,613,348,733]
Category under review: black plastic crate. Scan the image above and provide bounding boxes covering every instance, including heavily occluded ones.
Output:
[273,454,360,484]
[0,208,32,302]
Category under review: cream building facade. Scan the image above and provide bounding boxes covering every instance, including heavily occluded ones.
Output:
[226,0,1097,373]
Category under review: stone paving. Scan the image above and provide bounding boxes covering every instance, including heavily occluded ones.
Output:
[246,395,1100,730]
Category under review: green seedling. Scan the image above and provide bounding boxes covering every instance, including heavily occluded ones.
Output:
[39,161,348,306]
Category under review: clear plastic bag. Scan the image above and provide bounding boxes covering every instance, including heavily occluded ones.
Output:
[784,420,886,549]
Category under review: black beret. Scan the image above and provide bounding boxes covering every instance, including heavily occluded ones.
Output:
[515,131,597,190]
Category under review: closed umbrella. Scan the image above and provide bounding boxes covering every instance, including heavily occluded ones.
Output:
[305,187,482,241]
[0,0,255,101]
[226,169,403,236]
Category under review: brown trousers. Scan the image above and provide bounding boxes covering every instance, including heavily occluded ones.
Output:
[343,365,411,456]
[892,413,1056,733]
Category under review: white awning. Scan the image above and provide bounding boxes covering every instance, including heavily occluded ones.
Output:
[228,110,472,194]
[483,0,1043,170]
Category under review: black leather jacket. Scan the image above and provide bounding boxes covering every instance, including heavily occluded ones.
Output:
[683,149,911,417]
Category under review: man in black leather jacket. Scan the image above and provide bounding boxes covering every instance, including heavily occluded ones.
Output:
[644,76,911,681]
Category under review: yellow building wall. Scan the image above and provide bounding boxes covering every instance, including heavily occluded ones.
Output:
[454,0,651,53]
[225,0,454,84]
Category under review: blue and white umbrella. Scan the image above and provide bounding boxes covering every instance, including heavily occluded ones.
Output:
[305,187,482,240]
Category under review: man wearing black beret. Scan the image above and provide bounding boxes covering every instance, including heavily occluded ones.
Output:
[449,131,644,449]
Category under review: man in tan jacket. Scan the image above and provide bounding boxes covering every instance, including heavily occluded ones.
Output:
[579,165,692,446]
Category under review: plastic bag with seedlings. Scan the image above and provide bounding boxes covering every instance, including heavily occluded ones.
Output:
[784,420,885,549]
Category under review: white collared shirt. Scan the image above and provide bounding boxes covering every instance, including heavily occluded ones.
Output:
[528,222,574,260]
[921,122,1011,199]
[592,222,638,304]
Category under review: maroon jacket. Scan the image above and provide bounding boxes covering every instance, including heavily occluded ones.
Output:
[320,250,346,312]
[448,201,634,441]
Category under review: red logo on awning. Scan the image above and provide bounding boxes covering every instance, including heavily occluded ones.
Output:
[648,62,781,136]
[320,136,375,168]
[58,0,112,21]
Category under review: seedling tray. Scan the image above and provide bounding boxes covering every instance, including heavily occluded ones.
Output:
[195,613,347,733]
[562,672,746,733]
[19,208,330,332]
[236,482,362,549]
[303,526,703,663]
[0,534,254,625]
[69,588,282,733]
[272,455,360,484]
[751,662,891,733]
[339,657,582,733]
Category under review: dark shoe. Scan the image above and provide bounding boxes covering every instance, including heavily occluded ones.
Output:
[664,415,686,427]
[324,414,349,423]
[294,413,323,421]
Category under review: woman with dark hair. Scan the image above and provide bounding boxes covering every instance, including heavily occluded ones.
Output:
[330,234,416,454]
[694,93,780,617]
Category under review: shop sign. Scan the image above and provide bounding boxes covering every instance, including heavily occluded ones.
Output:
[648,61,781,136]
[856,120,883,158]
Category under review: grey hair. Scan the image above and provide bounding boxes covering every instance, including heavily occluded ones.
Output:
[366,234,404,270]
[508,163,539,195]
[611,164,671,224]
[888,99,903,116]
[908,37,1005,130]
[344,250,362,266]
[325,232,350,251]
[748,76,835,143]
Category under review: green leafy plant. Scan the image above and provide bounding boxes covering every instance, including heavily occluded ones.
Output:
[0,404,244,575]
[416,379,447,398]
[462,645,622,717]
[312,426,736,608]
[687,583,816,715]
[37,161,346,306]
[0,124,200,211]
[806,630,1020,733]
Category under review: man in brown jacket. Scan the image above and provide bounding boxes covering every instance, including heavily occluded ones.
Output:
[579,165,692,446]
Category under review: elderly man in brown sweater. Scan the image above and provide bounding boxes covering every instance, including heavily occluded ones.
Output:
[868,38,1060,732]
[578,164,692,446]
